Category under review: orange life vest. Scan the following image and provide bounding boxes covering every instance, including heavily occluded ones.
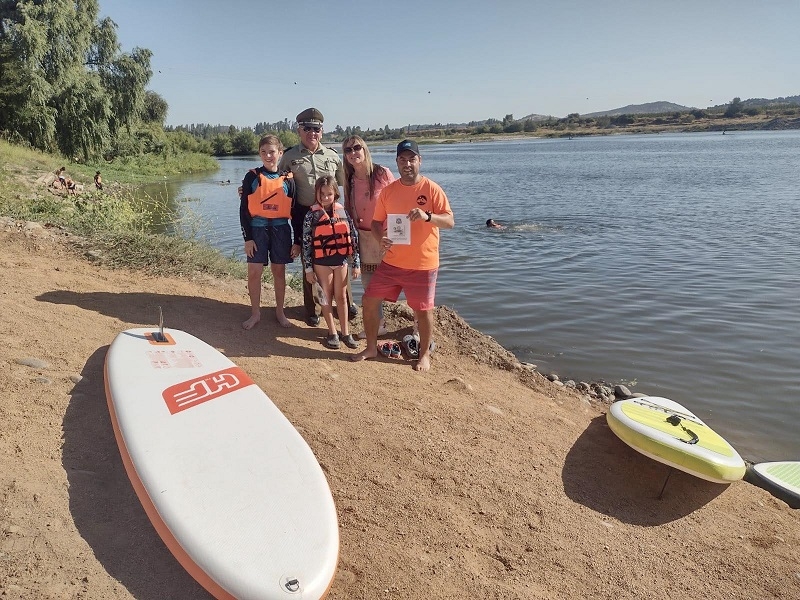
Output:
[309,202,353,260]
[246,170,292,219]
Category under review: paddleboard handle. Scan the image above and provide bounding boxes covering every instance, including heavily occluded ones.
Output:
[666,414,699,445]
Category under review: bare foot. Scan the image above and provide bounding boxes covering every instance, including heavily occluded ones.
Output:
[276,311,292,328]
[350,348,378,362]
[242,314,260,330]
[413,353,432,372]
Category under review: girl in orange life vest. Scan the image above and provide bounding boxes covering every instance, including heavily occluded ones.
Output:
[302,176,361,350]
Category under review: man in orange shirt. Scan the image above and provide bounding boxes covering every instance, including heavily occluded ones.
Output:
[351,140,454,372]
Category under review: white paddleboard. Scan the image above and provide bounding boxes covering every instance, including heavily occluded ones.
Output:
[749,461,800,509]
[607,396,746,484]
[104,328,339,599]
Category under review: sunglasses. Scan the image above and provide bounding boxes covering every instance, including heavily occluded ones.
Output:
[302,126,321,133]
[344,144,363,154]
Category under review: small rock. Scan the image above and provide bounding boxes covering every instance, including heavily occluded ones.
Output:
[69,374,84,384]
[564,379,576,388]
[576,382,590,392]
[546,373,559,382]
[15,357,50,369]
[445,378,472,392]
[614,385,631,399]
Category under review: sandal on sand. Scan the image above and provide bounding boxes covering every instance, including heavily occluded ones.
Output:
[402,334,419,359]
[379,341,403,359]
[325,334,340,349]
[341,334,359,349]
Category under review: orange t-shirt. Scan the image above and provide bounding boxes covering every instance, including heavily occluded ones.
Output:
[373,177,452,270]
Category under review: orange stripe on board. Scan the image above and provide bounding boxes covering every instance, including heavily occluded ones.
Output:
[162,367,254,415]
[104,356,235,600]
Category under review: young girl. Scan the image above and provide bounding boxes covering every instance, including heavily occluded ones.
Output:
[302,176,361,349]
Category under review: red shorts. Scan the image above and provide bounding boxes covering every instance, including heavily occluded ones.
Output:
[364,263,438,311]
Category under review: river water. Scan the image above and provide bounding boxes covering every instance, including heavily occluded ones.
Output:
[146,131,800,463]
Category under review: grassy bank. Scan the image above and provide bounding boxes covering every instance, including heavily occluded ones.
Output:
[0,139,245,280]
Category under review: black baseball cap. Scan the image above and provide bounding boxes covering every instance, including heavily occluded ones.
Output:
[396,139,420,156]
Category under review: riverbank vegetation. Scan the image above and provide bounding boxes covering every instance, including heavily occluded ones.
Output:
[0,139,244,280]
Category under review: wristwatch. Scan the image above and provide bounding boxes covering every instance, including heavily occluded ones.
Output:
[424,211,432,222]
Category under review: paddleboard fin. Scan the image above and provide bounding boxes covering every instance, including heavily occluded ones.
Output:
[151,306,167,343]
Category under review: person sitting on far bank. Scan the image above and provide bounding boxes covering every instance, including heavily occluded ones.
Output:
[342,135,396,339]
[239,134,296,330]
[486,218,504,229]
[278,107,358,327]
[302,176,360,350]
[94,171,103,190]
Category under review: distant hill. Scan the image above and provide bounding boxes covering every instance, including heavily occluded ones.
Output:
[580,96,800,118]
[709,95,800,110]
[518,113,556,122]
[581,101,692,118]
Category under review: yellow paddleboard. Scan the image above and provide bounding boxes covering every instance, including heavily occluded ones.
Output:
[607,396,745,483]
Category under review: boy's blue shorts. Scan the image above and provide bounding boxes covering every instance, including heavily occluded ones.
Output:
[247,222,293,265]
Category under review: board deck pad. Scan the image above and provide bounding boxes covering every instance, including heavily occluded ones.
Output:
[748,462,800,509]
[607,396,746,484]
[104,328,338,599]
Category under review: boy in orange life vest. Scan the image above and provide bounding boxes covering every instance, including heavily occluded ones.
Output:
[301,176,361,350]
[239,134,296,330]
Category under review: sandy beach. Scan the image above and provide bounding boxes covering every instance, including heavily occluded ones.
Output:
[1,218,798,600]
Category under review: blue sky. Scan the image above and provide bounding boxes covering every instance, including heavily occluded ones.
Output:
[98,0,800,130]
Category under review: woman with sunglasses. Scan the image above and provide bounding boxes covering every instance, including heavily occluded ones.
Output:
[342,136,395,338]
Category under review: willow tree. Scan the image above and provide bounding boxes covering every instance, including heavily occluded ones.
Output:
[0,0,154,161]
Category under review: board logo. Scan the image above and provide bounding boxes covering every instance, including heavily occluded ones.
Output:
[162,367,254,414]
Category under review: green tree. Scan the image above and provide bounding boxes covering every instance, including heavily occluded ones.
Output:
[211,134,233,156]
[54,72,111,160]
[277,130,299,149]
[142,90,169,124]
[1,0,155,161]
[724,97,743,118]
[100,47,153,135]
[231,129,257,155]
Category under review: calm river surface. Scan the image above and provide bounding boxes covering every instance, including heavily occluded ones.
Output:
[150,131,800,463]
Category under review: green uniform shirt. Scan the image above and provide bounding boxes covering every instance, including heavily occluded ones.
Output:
[278,143,345,207]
